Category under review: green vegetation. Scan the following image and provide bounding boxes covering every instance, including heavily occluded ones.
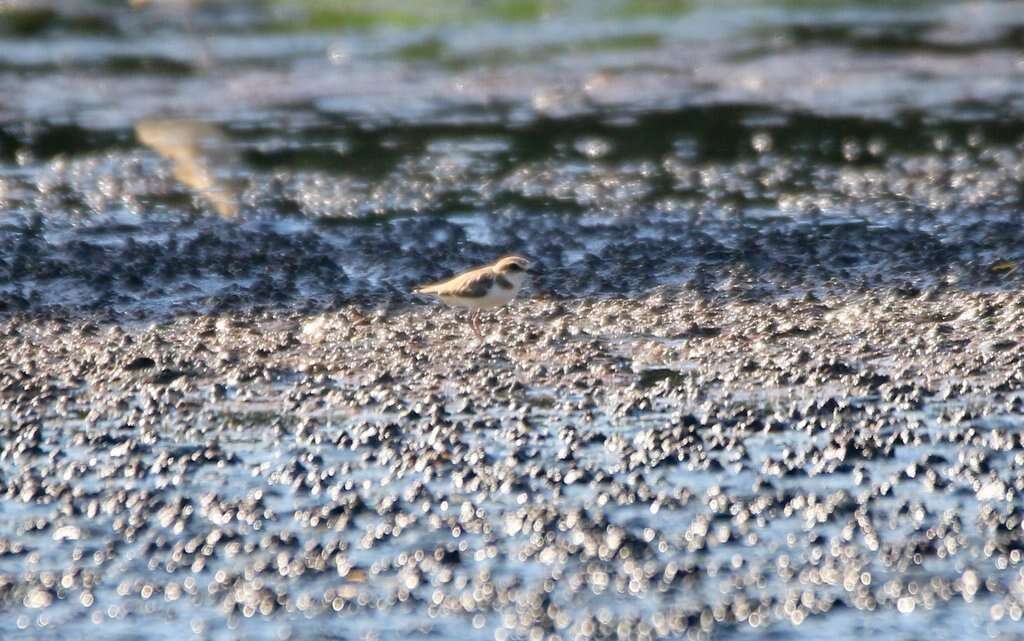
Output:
[263,0,696,32]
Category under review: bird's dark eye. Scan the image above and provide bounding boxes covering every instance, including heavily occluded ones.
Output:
[508,264,523,272]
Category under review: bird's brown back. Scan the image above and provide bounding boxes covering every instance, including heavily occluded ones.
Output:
[415,265,496,298]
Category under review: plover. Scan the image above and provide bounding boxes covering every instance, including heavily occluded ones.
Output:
[415,256,531,339]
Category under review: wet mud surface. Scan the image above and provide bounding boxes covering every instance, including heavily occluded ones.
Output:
[2,1,1024,639]
[4,289,1024,641]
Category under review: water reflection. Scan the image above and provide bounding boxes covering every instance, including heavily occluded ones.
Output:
[135,118,239,218]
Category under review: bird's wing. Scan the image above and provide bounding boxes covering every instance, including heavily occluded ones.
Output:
[416,267,495,297]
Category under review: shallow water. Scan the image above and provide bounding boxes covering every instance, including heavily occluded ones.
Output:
[2,1,1024,640]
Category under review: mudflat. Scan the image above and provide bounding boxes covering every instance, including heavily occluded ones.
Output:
[3,1,1024,639]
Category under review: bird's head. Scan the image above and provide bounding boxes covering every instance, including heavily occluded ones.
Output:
[494,255,532,284]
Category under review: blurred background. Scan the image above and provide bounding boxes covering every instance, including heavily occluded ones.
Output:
[1,0,1023,309]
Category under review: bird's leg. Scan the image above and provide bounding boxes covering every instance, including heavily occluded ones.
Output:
[470,310,483,340]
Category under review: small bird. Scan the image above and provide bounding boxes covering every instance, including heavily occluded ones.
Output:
[415,256,532,340]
